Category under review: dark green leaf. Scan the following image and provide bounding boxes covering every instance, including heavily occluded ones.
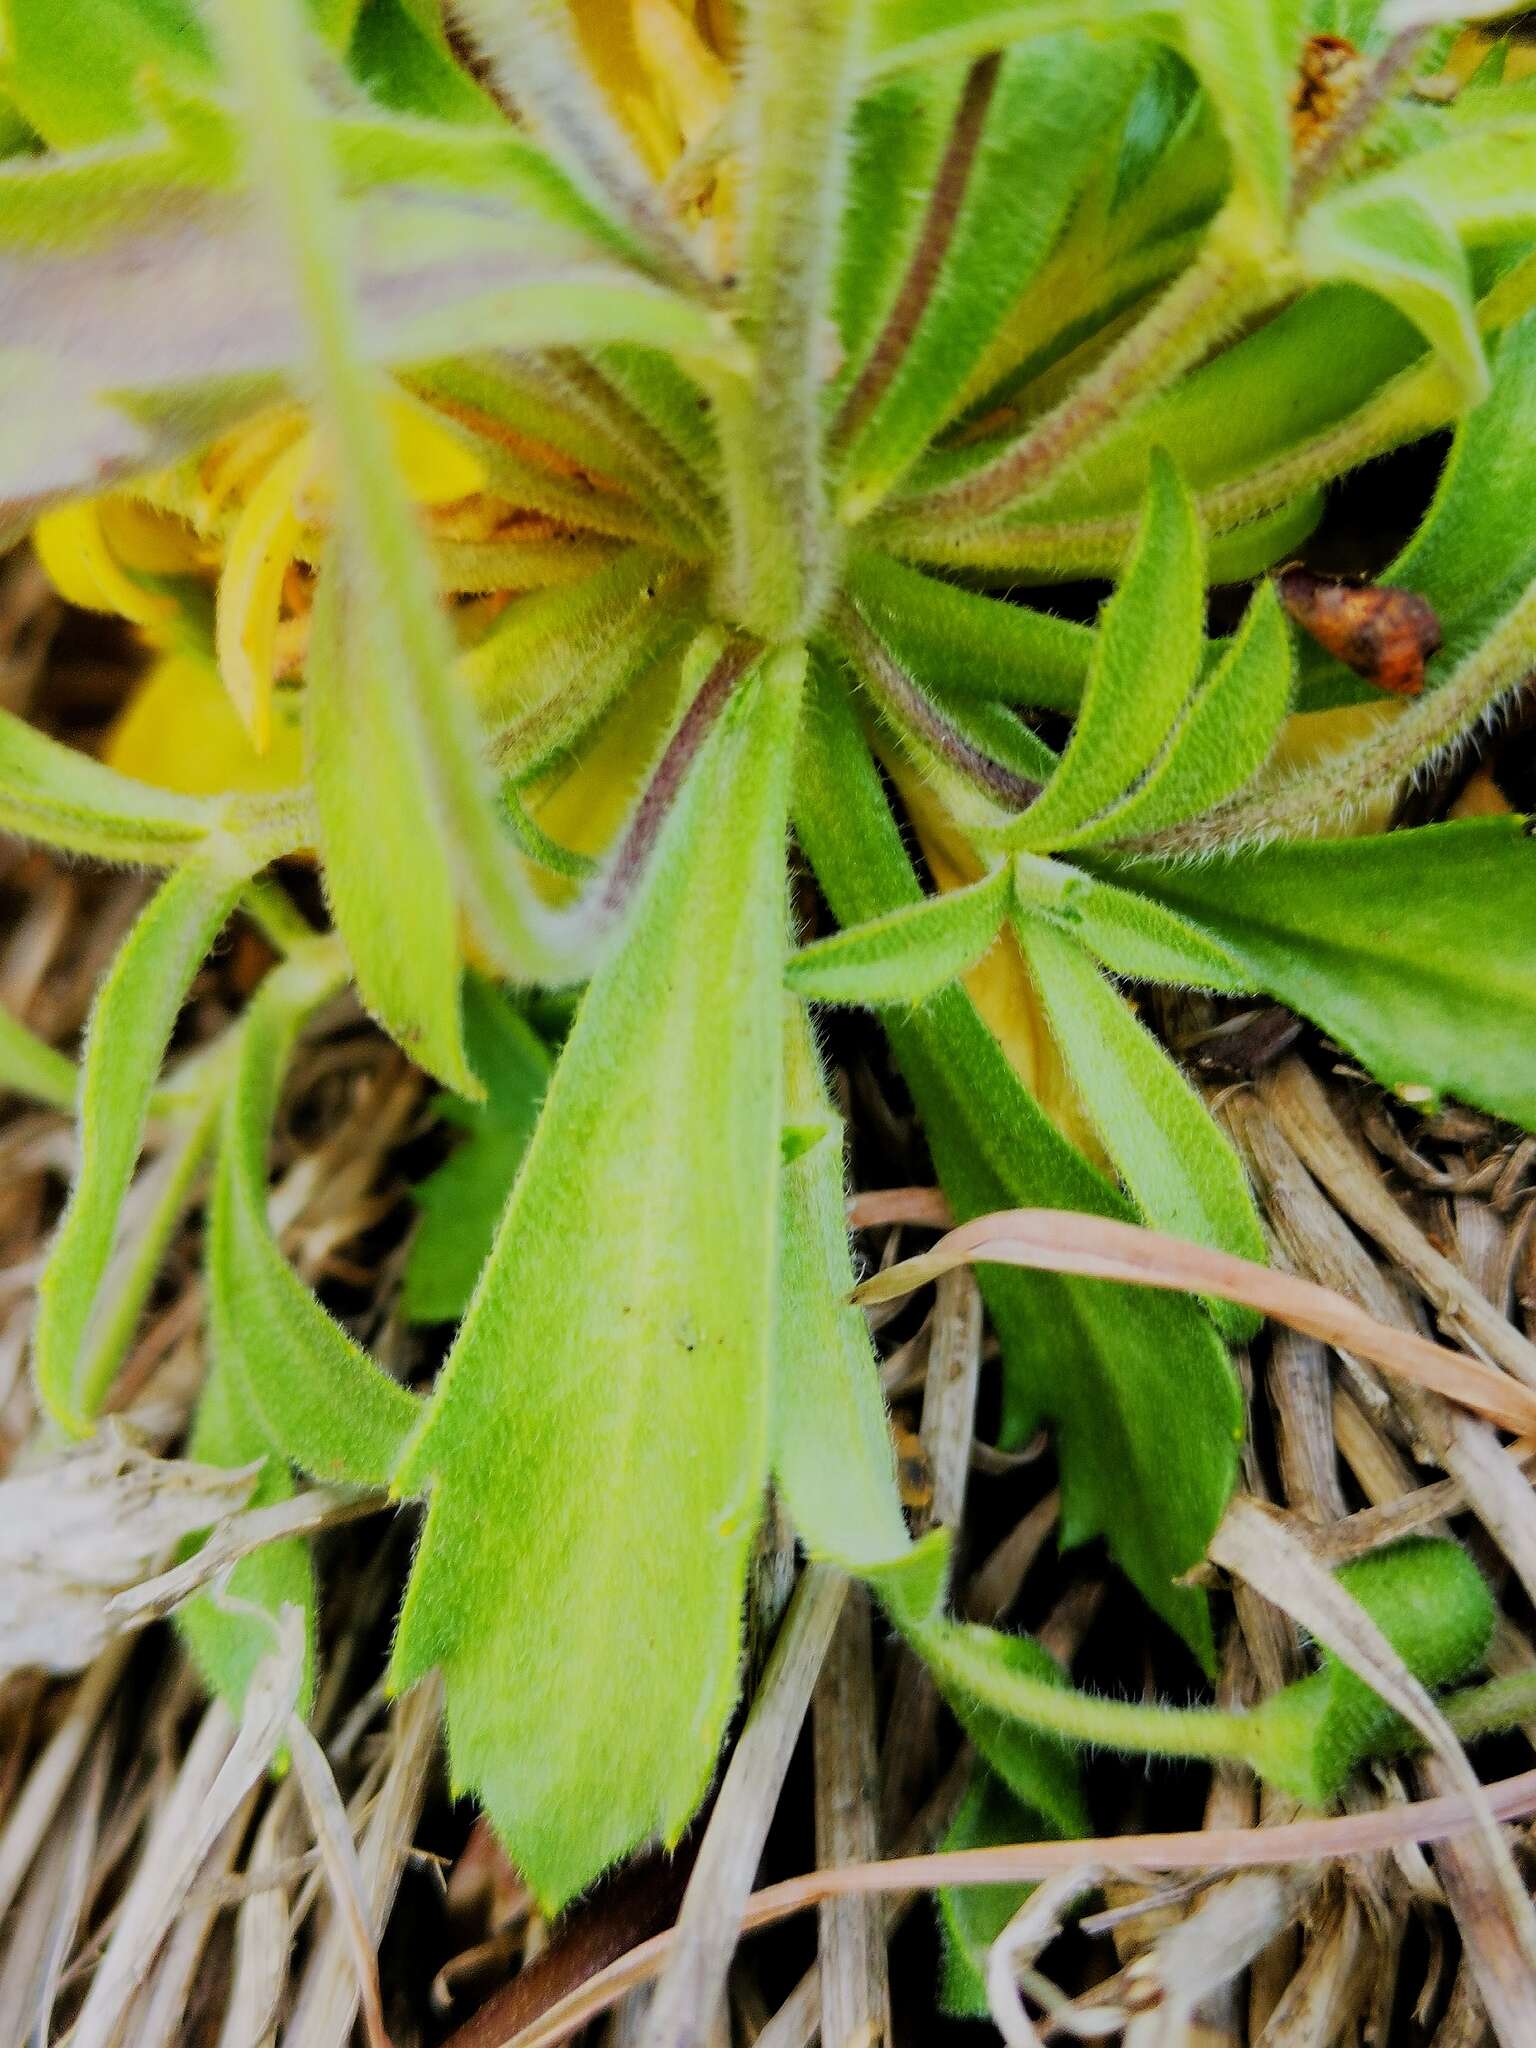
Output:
[1101,819,1536,1127]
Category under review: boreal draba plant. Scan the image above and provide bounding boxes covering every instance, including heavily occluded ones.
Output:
[6,0,1536,1914]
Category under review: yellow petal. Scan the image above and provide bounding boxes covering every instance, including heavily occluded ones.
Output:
[385,395,489,505]
[194,406,307,531]
[631,0,732,151]
[1267,701,1401,836]
[32,501,177,630]
[890,767,1108,1167]
[215,437,314,754]
[103,654,305,798]
[96,497,208,578]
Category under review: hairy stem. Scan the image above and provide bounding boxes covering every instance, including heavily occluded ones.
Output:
[875,206,1297,540]
[1290,30,1430,216]
[712,0,863,637]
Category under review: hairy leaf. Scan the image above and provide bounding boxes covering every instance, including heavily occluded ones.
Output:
[1102,819,1536,1126]
[785,865,1011,1007]
[0,702,218,866]
[390,651,803,1909]
[212,942,423,1487]
[846,549,1093,713]
[1075,578,1294,843]
[176,1351,317,1718]
[35,854,250,1432]
[1013,914,1265,1336]
[1015,856,1254,990]
[403,976,554,1325]
[1300,190,1488,403]
[795,668,1240,1660]
[0,999,76,1112]
[838,37,1145,514]
[773,1007,950,1626]
[1001,452,1206,850]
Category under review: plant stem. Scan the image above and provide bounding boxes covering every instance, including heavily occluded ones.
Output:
[1289,30,1430,216]
[916,1622,1263,1772]
[712,0,863,637]
[875,205,1297,541]
[1136,572,1536,856]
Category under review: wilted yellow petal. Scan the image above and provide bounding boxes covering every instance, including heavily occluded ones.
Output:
[890,767,1107,1166]
[96,498,208,578]
[1268,700,1400,835]
[632,0,732,151]
[32,501,177,630]
[103,654,305,797]
[194,406,307,530]
[215,437,314,754]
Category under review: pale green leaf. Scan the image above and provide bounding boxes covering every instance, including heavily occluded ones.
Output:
[1299,190,1489,403]
[176,1351,317,1719]
[785,865,1011,1007]
[936,1767,1075,2018]
[865,0,1149,76]
[1002,451,1206,851]
[0,1001,76,1112]
[1015,857,1254,990]
[213,942,423,1487]
[216,0,573,997]
[403,976,554,1325]
[0,702,217,866]
[1013,914,1266,1337]
[1101,818,1536,1127]
[1071,578,1294,844]
[35,854,251,1433]
[795,666,1240,1663]
[772,1007,950,1628]
[389,651,803,1910]
[1174,0,1304,234]
[306,542,477,1096]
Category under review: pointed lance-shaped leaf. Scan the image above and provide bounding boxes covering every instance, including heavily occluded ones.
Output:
[785,865,1011,1008]
[998,450,1206,851]
[772,1005,950,1629]
[212,941,424,1488]
[1013,914,1266,1339]
[794,664,1241,1664]
[389,649,804,1909]
[35,852,254,1432]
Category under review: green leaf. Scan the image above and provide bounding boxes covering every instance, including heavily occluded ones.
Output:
[845,549,1093,714]
[794,666,1241,1662]
[402,977,554,1325]
[1299,190,1489,404]
[936,1766,1078,2018]
[389,651,803,1909]
[0,702,217,866]
[1174,0,1304,236]
[1012,914,1266,1338]
[1015,857,1254,990]
[0,0,213,147]
[307,541,478,1095]
[1066,579,1293,844]
[838,37,1145,516]
[785,865,1011,1007]
[1001,451,1206,851]
[35,854,251,1432]
[1100,818,1536,1127]
[1248,1538,1495,1805]
[216,0,575,1000]
[176,1350,317,1719]
[772,1007,950,1627]
[212,942,423,1487]
[349,0,508,126]
[865,0,1150,75]
[0,1000,76,1112]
